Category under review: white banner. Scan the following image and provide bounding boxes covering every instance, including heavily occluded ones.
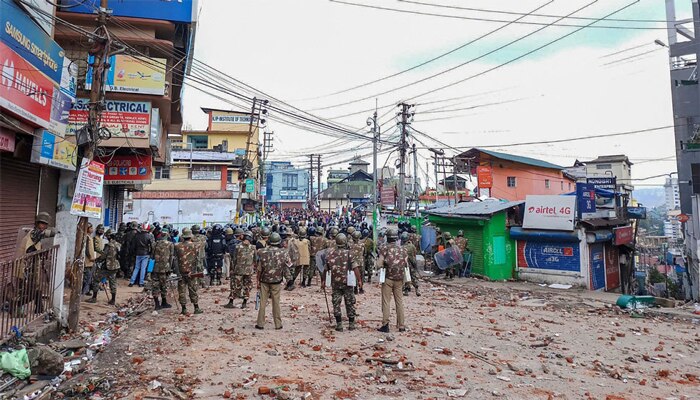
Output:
[522,195,576,231]
[70,159,105,219]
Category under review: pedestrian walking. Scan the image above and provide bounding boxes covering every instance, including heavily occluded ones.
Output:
[324,233,362,331]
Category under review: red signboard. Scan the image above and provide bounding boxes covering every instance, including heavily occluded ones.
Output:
[613,225,634,246]
[380,187,395,207]
[0,129,15,152]
[678,214,689,223]
[97,155,152,185]
[0,41,54,127]
[477,166,493,189]
[604,243,620,290]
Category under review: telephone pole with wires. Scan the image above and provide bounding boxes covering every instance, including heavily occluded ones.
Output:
[316,155,322,208]
[367,105,380,252]
[397,103,414,215]
[236,98,267,224]
[68,0,110,332]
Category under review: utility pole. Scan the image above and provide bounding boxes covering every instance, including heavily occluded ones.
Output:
[260,131,273,215]
[308,154,315,209]
[236,98,267,224]
[451,157,459,205]
[316,155,321,207]
[367,104,380,252]
[428,148,443,205]
[397,103,413,215]
[412,143,419,217]
[68,0,110,332]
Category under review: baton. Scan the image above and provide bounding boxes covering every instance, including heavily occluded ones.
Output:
[255,290,261,310]
[322,285,333,325]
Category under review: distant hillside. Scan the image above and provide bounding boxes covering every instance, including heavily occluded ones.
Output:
[632,187,665,208]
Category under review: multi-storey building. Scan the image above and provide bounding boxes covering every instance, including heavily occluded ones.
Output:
[263,161,309,211]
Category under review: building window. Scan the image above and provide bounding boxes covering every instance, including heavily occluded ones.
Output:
[560,181,564,190]
[692,163,700,194]
[154,166,170,179]
[507,176,516,188]
[227,170,234,183]
[283,173,298,190]
[595,164,612,170]
[545,179,550,189]
[191,165,221,180]
[568,182,572,190]
[187,135,208,149]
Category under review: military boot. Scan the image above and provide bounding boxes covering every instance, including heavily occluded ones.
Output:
[223,299,235,309]
[240,299,247,309]
[348,318,357,331]
[86,292,97,303]
[181,305,187,315]
[160,297,172,309]
[377,324,390,333]
[154,297,161,310]
[335,316,343,332]
[193,304,203,314]
[107,294,115,305]
[415,287,421,297]
[301,278,306,288]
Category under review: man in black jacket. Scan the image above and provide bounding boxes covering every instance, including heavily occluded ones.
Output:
[129,224,154,287]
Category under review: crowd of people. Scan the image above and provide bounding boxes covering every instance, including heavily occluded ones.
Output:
[80,208,429,332]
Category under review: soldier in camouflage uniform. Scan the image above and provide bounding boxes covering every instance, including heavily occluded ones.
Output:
[350,231,365,295]
[361,229,374,283]
[454,230,469,277]
[377,228,408,333]
[151,228,175,310]
[87,229,120,305]
[401,232,421,297]
[306,227,326,287]
[324,234,362,331]
[191,225,207,286]
[289,228,310,288]
[175,228,202,315]
[224,231,257,309]
[255,233,292,330]
[443,232,458,280]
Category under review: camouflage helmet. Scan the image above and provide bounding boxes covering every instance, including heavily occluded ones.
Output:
[96,224,105,233]
[457,230,464,236]
[352,231,361,240]
[444,232,452,240]
[181,228,194,239]
[191,224,201,232]
[346,226,356,235]
[104,228,113,237]
[35,211,50,224]
[316,227,325,236]
[261,227,271,238]
[243,231,254,242]
[269,232,282,246]
[298,227,307,238]
[400,231,409,242]
[386,228,399,242]
[335,233,348,248]
[329,227,340,238]
[235,227,245,235]
[225,227,234,235]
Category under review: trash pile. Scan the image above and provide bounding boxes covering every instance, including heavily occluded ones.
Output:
[0,295,150,399]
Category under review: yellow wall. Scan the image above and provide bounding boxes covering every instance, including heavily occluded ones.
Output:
[144,165,221,191]
[181,130,259,165]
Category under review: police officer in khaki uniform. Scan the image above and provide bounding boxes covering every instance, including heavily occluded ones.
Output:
[255,233,292,330]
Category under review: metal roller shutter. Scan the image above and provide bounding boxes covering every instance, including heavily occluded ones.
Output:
[0,156,40,261]
[464,228,484,276]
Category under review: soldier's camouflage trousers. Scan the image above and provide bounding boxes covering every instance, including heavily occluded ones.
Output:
[230,274,253,300]
[151,272,169,298]
[331,286,356,319]
[306,257,318,281]
[178,275,198,306]
[364,257,374,282]
[91,268,117,295]
[291,265,308,284]
[404,265,419,291]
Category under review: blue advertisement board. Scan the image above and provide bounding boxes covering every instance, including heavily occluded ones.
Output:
[589,243,605,290]
[61,0,197,23]
[1,0,65,84]
[576,183,596,216]
[517,241,580,272]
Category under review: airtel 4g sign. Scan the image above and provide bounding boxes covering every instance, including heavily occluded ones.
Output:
[523,195,576,231]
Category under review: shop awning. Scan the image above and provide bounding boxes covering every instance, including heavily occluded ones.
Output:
[586,230,613,243]
[510,227,580,243]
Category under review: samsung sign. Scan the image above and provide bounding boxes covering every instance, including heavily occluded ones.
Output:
[212,115,251,124]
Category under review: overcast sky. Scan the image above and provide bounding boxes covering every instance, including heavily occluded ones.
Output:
[181,0,687,189]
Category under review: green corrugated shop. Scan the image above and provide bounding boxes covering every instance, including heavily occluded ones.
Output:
[426,201,523,280]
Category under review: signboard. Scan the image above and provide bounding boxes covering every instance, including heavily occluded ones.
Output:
[149,108,161,149]
[589,243,605,290]
[605,244,620,290]
[380,187,395,206]
[212,115,251,124]
[70,159,104,219]
[68,99,151,138]
[31,130,77,171]
[280,190,305,197]
[0,130,15,152]
[587,177,616,190]
[63,0,198,23]
[576,183,596,217]
[678,214,690,223]
[626,206,647,220]
[191,166,221,180]
[613,225,634,246]
[98,155,152,185]
[245,178,255,193]
[516,241,580,272]
[476,166,493,189]
[522,195,576,231]
[1,0,65,84]
[86,55,167,95]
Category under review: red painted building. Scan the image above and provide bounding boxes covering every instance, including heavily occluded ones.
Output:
[455,148,576,201]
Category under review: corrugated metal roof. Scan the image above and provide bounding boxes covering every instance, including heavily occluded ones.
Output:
[476,148,565,170]
[426,200,524,217]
